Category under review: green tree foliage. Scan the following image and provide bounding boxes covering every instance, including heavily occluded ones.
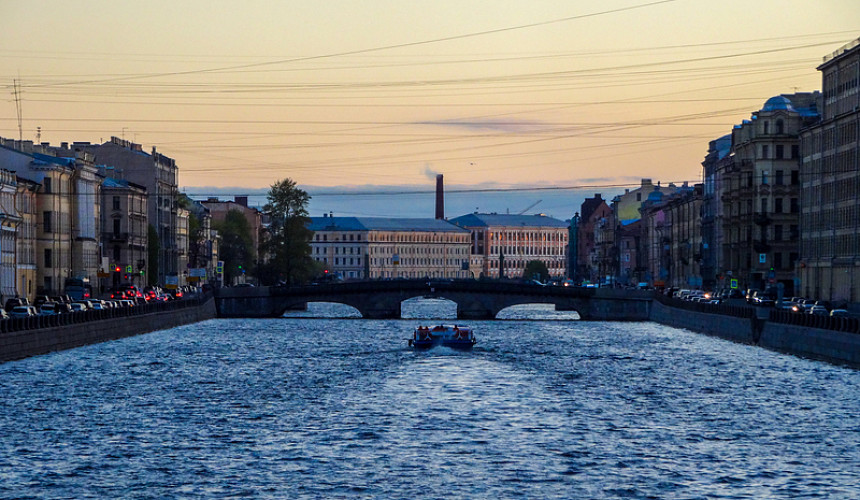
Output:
[262,178,318,285]
[213,209,256,284]
[178,194,204,268]
[522,260,550,282]
[147,224,160,287]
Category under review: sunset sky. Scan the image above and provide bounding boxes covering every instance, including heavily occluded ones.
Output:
[2,0,859,217]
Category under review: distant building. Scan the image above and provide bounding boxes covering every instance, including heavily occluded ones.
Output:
[450,213,569,280]
[200,196,264,263]
[701,134,732,289]
[576,194,610,282]
[15,177,39,301]
[0,139,78,295]
[799,38,860,304]
[308,216,471,279]
[0,170,19,298]
[100,177,148,291]
[724,93,819,295]
[80,137,180,285]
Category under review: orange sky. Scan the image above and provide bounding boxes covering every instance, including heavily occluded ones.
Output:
[2,0,859,203]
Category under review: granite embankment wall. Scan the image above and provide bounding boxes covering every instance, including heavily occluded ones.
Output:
[649,294,860,368]
[0,297,217,363]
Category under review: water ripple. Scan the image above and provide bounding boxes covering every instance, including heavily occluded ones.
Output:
[1,305,859,498]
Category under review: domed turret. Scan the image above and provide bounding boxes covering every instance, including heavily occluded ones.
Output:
[762,96,795,112]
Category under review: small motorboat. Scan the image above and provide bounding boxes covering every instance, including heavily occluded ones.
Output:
[409,324,476,350]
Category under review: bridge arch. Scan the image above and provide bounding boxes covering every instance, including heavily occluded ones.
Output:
[214,281,651,321]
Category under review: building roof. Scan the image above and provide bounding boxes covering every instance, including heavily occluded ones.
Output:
[308,216,469,233]
[449,213,569,228]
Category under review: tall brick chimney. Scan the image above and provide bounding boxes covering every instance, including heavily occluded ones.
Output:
[435,174,444,220]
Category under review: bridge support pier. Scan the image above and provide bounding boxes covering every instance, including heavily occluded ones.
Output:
[362,308,401,319]
[457,306,496,320]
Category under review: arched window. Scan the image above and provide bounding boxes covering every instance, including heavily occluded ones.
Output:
[763,121,769,134]
[776,120,784,134]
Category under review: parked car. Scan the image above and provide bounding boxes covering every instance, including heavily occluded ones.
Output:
[830,309,850,318]
[751,291,775,307]
[0,309,8,320]
[69,303,87,312]
[809,305,829,316]
[71,300,93,311]
[9,305,38,318]
[4,297,28,312]
[32,295,51,309]
[39,302,61,315]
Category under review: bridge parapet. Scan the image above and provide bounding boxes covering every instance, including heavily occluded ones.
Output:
[214,280,652,320]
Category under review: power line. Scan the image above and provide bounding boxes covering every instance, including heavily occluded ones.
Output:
[18,0,680,89]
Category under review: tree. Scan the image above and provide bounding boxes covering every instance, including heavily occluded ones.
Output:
[523,260,550,282]
[262,178,318,285]
[147,224,160,287]
[213,209,255,285]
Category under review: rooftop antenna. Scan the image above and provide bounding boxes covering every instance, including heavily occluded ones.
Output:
[35,126,41,144]
[13,79,23,141]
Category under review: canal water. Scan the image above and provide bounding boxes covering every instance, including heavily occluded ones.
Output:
[1,299,859,499]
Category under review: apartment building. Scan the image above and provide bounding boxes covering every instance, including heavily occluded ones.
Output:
[309,216,471,279]
[800,38,860,303]
[450,213,569,280]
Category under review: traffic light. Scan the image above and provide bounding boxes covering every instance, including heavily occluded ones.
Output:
[114,265,121,273]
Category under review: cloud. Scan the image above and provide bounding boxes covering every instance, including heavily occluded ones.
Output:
[417,118,550,133]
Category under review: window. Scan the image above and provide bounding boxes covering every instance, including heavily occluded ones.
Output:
[760,198,767,212]
[775,252,783,270]
[44,249,52,268]
[112,196,120,210]
[761,145,769,159]
[791,145,799,159]
[776,145,784,159]
[791,170,799,185]
[776,120,784,134]
[113,246,121,261]
[790,198,799,213]
[43,211,52,233]
[775,198,783,213]
[43,177,52,194]
[775,225,783,241]
[775,170,784,185]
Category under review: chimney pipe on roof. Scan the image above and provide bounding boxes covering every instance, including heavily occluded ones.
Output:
[435,174,444,220]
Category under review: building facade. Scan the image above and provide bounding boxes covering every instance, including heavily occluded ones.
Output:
[800,38,860,304]
[309,216,471,280]
[81,137,180,285]
[100,177,148,291]
[718,93,819,295]
[449,213,569,280]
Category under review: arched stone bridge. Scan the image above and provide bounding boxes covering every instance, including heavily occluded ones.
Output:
[214,280,652,320]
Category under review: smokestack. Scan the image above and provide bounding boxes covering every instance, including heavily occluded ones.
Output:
[435,174,444,220]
